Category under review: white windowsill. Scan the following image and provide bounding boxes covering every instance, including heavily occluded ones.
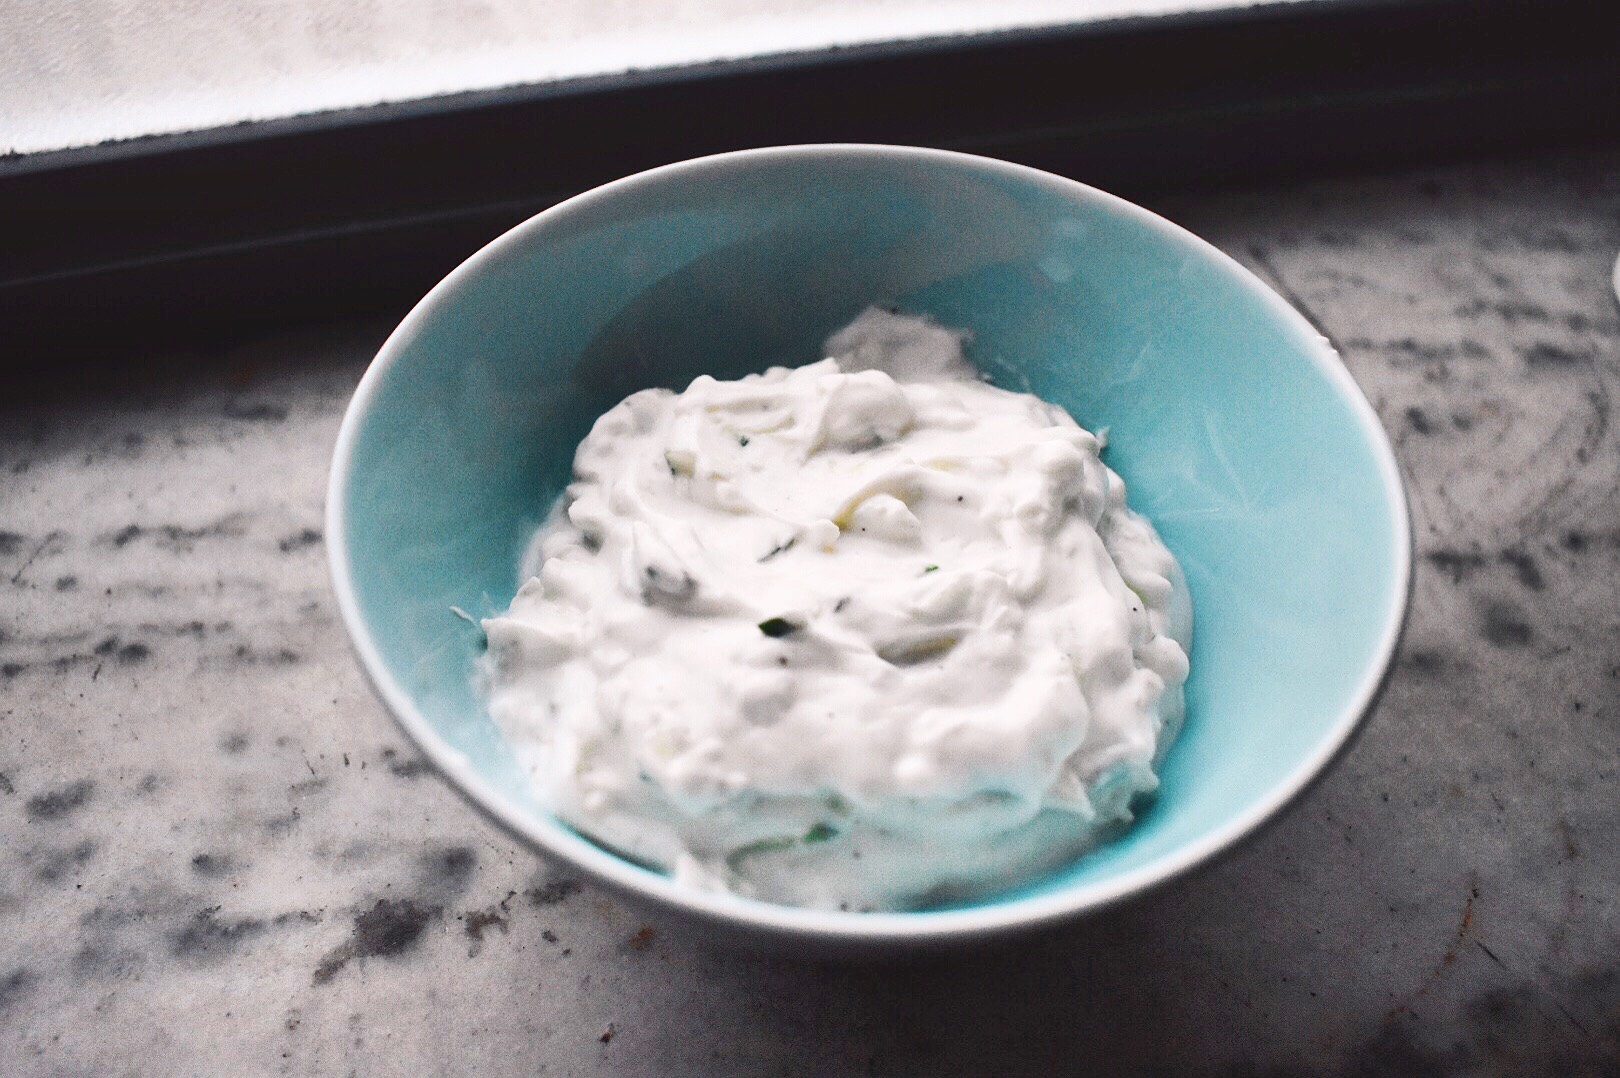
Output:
[2,0,1304,156]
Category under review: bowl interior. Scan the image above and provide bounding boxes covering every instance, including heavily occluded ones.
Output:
[333,147,1406,926]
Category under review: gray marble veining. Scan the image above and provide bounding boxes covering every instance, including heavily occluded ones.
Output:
[2,149,1617,1076]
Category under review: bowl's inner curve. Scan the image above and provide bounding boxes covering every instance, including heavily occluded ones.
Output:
[341,151,1405,915]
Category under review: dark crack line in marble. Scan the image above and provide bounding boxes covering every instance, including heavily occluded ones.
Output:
[1388,874,1480,1022]
[1245,243,1336,343]
[9,530,63,585]
[1513,376,1613,535]
[1552,999,1594,1040]
[1471,938,1596,1042]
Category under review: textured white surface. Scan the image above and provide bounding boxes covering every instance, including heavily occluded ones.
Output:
[482,309,1191,911]
[2,0,1293,155]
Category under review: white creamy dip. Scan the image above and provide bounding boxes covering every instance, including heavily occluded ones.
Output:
[483,309,1192,910]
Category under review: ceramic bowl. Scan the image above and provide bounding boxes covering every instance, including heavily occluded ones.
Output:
[328,145,1410,950]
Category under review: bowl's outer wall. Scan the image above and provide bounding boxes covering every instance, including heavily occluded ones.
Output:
[338,148,1405,924]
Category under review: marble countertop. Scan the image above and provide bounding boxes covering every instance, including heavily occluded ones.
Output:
[2,148,1617,1076]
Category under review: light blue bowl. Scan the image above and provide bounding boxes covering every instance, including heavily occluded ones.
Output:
[328,145,1410,949]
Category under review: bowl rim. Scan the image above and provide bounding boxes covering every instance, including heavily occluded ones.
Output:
[326,142,1413,945]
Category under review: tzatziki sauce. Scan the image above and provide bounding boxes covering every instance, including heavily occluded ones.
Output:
[483,308,1192,911]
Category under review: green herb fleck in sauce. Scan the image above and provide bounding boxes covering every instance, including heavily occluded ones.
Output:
[725,835,798,870]
[758,536,796,563]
